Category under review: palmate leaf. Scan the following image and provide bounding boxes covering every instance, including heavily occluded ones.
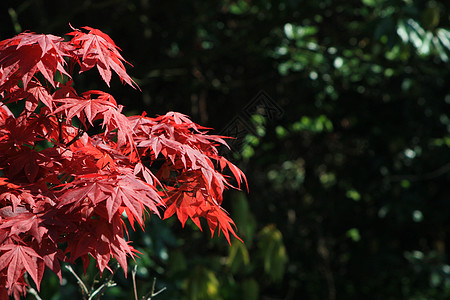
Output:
[162,174,242,244]
[2,80,54,113]
[0,211,46,244]
[0,244,42,290]
[0,32,70,89]
[64,215,135,273]
[58,173,161,225]
[0,25,247,299]
[52,91,117,127]
[66,26,138,88]
[53,90,135,152]
[129,111,247,244]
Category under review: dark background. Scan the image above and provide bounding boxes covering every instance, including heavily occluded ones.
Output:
[1,0,450,299]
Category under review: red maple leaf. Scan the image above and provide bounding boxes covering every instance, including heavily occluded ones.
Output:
[0,244,42,290]
[52,90,117,126]
[66,26,137,88]
[53,90,135,153]
[0,211,47,244]
[0,32,70,89]
[58,173,161,225]
[0,25,247,299]
[64,215,135,274]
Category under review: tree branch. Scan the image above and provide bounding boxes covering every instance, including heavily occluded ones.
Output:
[388,162,450,182]
[24,273,43,300]
[142,277,166,300]
[132,265,139,300]
[65,265,89,298]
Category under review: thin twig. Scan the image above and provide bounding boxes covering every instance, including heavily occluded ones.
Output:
[89,269,102,295]
[58,116,64,144]
[142,277,166,300]
[89,263,120,300]
[65,127,84,147]
[150,286,167,298]
[26,285,43,300]
[388,162,450,182]
[65,265,89,297]
[149,278,156,300]
[24,273,43,300]
[141,278,155,300]
[88,281,117,300]
[132,265,139,300]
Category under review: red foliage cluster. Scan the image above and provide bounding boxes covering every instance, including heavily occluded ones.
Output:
[0,26,246,299]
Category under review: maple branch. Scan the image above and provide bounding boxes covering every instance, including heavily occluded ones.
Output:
[89,262,119,300]
[132,265,139,300]
[142,277,166,300]
[65,263,119,300]
[388,162,450,182]
[58,116,64,144]
[89,281,117,300]
[132,265,166,300]
[24,273,43,300]
[101,161,111,171]
[65,264,89,297]
[65,127,85,148]
[27,287,43,300]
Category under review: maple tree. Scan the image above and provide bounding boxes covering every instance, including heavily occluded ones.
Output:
[0,26,246,299]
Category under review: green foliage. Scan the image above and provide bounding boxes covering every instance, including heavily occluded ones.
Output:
[2,0,449,299]
[227,240,250,274]
[257,225,289,283]
[183,266,221,300]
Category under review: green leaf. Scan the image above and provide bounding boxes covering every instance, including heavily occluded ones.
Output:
[346,228,361,242]
[184,266,221,300]
[241,278,259,300]
[227,240,250,274]
[231,193,257,244]
[257,225,288,282]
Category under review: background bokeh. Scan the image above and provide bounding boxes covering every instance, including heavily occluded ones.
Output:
[1,0,450,299]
